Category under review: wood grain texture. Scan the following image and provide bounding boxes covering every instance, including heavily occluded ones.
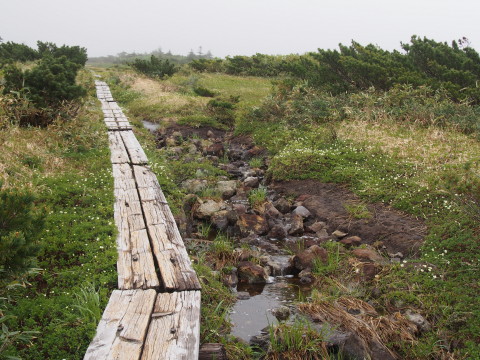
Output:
[84,289,157,360]
[134,165,200,291]
[141,291,201,360]
[108,132,130,164]
[120,131,148,165]
[112,164,160,290]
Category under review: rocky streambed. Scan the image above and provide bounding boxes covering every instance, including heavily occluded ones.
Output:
[148,121,430,359]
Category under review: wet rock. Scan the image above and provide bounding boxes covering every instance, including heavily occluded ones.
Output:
[195,200,225,219]
[211,210,229,231]
[273,197,291,214]
[316,229,330,241]
[405,310,431,332]
[340,235,362,248]
[291,245,328,272]
[332,230,348,238]
[249,333,270,352]
[236,291,251,300]
[204,143,224,157]
[228,148,244,161]
[207,129,215,138]
[216,180,238,199]
[237,261,269,284]
[182,179,208,193]
[352,248,385,263]
[226,210,239,225]
[298,269,314,284]
[389,251,404,259]
[288,214,304,236]
[243,176,260,188]
[293,206,312,219]
[268,224,288,240]
[271,306,291,321]
[260,255,282,276]
[222,268,238,287]
[237,214,269,236]
[233,247,256,262]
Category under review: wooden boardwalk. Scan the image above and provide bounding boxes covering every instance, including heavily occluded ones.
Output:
[85,81,201,360]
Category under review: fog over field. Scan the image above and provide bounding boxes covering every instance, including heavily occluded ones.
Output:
[1,0,479,57]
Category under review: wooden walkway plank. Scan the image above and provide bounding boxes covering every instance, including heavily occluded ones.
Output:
[141,291,201,360]
[108,132,130,164]
[134,166,201,291]
[84,289,157,360]
[120,131,149,165]
[112,163,160,290]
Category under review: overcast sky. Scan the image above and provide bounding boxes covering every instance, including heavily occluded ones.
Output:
[1,0,479,58]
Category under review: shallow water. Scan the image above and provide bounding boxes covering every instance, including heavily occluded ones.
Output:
[142,119,160,132]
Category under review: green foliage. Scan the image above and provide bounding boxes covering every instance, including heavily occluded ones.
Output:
[0,42,39,67]
[267,316,332,359]
[312,242,343,277]
[248,186,268,208]
[0,182,43,274]
[72,283,102,327]
[129,55,177,79]
[206,95,239,127]
[189,58,224,73]
[0,315,39,360]
[36,41,88,67]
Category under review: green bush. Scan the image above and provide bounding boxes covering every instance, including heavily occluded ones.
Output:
[0,182,43,274]
[193,86,215,97]
[129,55,177,79]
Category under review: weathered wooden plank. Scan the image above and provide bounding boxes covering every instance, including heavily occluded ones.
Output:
[112,164,160,290]
[108,131,130,164]
[84,289,157,360]
[134,166,201,291]
[120,131,148,165]
[141,291,201,360]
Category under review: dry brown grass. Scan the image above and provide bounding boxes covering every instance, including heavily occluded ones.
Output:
[299,296,417,359]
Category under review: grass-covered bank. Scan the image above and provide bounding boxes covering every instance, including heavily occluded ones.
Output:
[236,83,480,359]
[0,70,118,359]
[99,65,479,359]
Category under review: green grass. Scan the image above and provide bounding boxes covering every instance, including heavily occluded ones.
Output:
[248,186,268,208]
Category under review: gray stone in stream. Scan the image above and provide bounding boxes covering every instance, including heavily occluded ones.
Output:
[195,200,225,219]
[293,206,312,219]
[228,148,244,161]
[181,179,208,194]
[211,210,229,231]
[288,214,304,236]
[405,310,431,332]
[187,143,198,154]
[207,130,215,138]
[204,143,224,157]
[352,248,385,263]
[271,306,291,321]
[243,176,260,188]
[249,333,270,352]
[222,269,238,287]
[273,197,291,214]
[232,203,248,215]
[216,180,238,199]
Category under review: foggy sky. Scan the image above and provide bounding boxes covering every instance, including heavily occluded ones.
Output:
[1,0,479,58]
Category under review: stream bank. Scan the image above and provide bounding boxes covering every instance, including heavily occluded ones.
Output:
[144,120,430,359]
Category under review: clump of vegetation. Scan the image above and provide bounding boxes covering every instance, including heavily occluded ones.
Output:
[129,55,177,79]
[248,186,268,208]
[1,41,88,127]
[206,95,239,127]
[193,86,215,97]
